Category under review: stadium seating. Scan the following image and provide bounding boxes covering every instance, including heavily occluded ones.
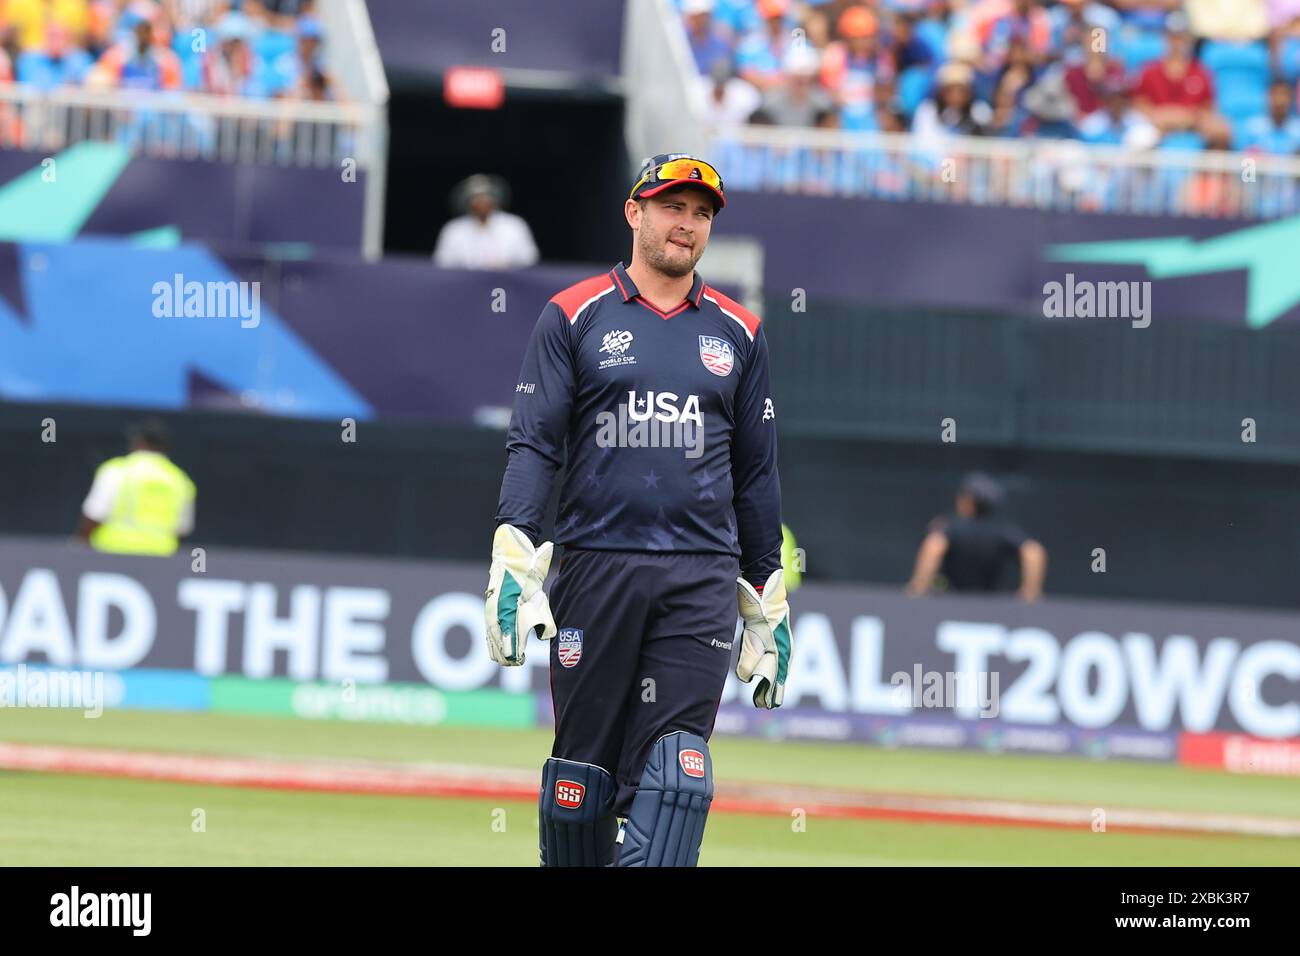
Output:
[1114,26,1167,74]
[1279,36,1300,83]
[1202,40,1270,124]
[679,0,1300,156]
[0,0,333,100]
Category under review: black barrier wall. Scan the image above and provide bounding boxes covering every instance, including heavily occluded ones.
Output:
[765,300,1300,462]
[2,402,1296,610]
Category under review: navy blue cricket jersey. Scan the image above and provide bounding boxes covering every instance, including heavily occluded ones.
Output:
[495,261,782,586]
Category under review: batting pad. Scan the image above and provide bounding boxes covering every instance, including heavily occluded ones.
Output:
[539,757,619,867]
[617,731,714,867]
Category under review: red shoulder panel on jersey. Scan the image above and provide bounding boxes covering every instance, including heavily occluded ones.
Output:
[702,285,761,339]
[550,274,616,323]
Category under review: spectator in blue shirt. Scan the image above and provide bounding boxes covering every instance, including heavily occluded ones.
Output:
[984,0,1054,74]
[1079,75,1160,147]
[201,13,270,98]
[1238,79,1300,153]
[17,24,92,89]
[822,6,892,130]
[683,0,732,76]
[708,0,763,40]
[1114,1,1179,31]
[886,9,937,73]
[270,15,327,98]
[736,0,797,92]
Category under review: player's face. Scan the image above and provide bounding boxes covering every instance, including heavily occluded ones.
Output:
[634,189,714,279]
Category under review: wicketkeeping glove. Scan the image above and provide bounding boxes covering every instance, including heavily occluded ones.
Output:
[484,523,557,666]
[735,568,792,709]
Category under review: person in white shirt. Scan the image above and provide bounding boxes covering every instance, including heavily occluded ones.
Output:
[433,174,539,270]
[699,56,762,130]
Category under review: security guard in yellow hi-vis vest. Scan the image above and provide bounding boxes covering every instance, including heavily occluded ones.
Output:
[78,420,196,556]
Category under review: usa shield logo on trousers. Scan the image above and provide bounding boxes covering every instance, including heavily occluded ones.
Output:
[698,335,734,376]
[557,627,583,668]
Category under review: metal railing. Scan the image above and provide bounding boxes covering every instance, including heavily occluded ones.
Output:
[0,85,377,167]
[709,124,1300,219]
[320,0,389,257]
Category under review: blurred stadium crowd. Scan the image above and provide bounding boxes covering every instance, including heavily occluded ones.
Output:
[683,0,1300,152]
[684,0,1300,214]
[0,0,334,100]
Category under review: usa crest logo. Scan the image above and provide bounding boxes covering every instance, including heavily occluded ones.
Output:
[679,749,706,778]
[698,335,733,376]
[557,627,583,668]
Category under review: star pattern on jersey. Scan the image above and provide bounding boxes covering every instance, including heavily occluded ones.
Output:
[556,511,581,536]
[694,468,716,501]
[642,469,660,489]
[639,505,685,551]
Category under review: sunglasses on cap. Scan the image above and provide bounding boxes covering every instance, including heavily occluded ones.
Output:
[629,157,726,209]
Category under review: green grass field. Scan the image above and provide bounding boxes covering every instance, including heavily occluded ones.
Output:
[3,709,1299,866]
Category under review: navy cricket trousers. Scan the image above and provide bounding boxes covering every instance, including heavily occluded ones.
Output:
[547,548,739,816]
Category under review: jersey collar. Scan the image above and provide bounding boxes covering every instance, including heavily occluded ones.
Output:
[610,261,705,311]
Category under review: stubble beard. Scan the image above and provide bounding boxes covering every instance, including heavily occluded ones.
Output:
[638,226,703,279]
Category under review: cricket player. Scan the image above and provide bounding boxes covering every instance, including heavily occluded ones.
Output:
[484,153,791,867]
